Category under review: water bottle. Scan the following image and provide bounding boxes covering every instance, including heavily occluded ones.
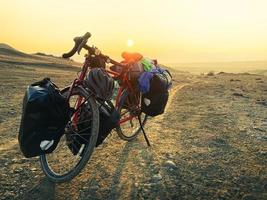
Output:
[112,80,119,101]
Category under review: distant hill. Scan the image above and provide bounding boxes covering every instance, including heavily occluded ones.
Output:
[0,43,15,50]
[0,43,81,69]
[249,69,267,76]
[0,43,34,58]
[169,61,267,75]
[34,52,58,58]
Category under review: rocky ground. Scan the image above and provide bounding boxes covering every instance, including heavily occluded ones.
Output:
[0,65,266,199]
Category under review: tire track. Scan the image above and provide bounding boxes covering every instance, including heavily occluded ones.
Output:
[165,83,189,113]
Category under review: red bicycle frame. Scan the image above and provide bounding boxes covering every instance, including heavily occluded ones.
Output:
[66,48,141,128]
[67,56,91,127]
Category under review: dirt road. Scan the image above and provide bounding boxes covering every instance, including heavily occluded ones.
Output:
[1,71,267,200]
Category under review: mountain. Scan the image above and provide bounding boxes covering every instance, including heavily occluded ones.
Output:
[0,43,15,50]
[0,43,35,58]
[0,43,81,69]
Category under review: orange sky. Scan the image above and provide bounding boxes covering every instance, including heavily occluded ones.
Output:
[1,0,267,63]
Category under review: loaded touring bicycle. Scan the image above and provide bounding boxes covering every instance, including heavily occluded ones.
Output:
[19,32,172,182]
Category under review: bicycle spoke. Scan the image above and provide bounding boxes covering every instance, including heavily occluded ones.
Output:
[40,87,99,182]
[70,118,92,126]
[72,133,90,143]
[116,89,148,141]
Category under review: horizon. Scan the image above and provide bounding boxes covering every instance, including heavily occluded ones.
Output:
[1,0,267,64]
[1,41,267,75]
[2,41,267,65]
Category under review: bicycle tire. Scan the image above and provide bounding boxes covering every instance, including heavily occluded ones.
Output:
[39,86,99,183]
[116,89,148,141]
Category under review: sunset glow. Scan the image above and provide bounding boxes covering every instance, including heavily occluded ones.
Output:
[1,0,267,63]
[127,39,134,47]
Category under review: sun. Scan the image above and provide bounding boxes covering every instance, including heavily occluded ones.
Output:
[127,39,134,47]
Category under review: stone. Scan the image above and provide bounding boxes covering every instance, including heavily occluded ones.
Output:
[256,136,267,141]
[242,194,257,200]
[11,158,18,162]
[143,183,157,188]
[152,173,162,181]
[164,160,177,168]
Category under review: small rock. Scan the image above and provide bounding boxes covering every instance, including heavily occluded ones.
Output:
[233,92,244,97]
[143,188,149,193]
[230,79,241,82]
[242,194,257,200]
[254,127,265,132]
[258,151,267,157]
[140,162,146,167]
[256,101,267,106]
[164,160,177,168]
[4,191,15,197]
[90,185,99,190]
[143,183,157,188]
[152,173,162,181]
[82,186,89,190]
[30,167,37,171]
[21,158,29,163]
[256,136,267,141]
[165,153,174,159]
[14,168,23,172]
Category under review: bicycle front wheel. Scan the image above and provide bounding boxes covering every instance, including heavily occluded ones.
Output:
[116,89,148,141]
[40,86,99,183]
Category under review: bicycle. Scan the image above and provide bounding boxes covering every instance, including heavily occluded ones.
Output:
[39,32,149,183]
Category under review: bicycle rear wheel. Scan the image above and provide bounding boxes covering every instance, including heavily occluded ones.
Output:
[39,86,99,183]
[116,89,148,141]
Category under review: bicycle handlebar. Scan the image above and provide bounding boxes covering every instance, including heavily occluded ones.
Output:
[62,32,126,69]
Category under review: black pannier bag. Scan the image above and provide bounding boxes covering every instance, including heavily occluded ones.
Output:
[96,102,120,145]
[18,78,70,158]
[141,71,170,116]
[67,101,120,155]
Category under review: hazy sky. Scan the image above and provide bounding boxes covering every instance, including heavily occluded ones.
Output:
[1,0,267,63]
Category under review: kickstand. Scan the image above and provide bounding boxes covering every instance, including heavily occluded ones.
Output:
[138,115,151,146]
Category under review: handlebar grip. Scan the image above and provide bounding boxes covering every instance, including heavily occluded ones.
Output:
[77,32,91,54]
[82,32,91,41]
[62,32,91,58]
[62,37,82,58]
